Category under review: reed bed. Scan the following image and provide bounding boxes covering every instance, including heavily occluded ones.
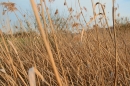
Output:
[0,0,130,86]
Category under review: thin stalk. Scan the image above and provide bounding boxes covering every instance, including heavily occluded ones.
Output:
[77,0,87,24]
[40,0,48,37]
[0,30,17,78]
[94,2,113,41]
[77,0,87,42]
[7,12,13,37]
[91,0,103,84]
[112,0,118,86]
[13,11,26,32]
[43,1,67,85]
[91,0,101,58]
[30,0,62,86]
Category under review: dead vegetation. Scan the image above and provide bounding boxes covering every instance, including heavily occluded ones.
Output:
[0,0,130,86]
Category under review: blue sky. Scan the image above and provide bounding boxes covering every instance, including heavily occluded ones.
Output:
[0,0,130,32]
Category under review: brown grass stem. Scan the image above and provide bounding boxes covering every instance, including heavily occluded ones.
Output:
[30,0,62,86]
[112,0,118,86]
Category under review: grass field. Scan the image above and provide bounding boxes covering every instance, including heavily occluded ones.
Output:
[0,0,130,86]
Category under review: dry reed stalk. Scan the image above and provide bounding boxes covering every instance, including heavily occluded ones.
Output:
[28,67,49,86]
[80,28,84,42]
[64,0,76,25]
[93,2,113,41]
[13,11,26,32]
[86,30,116,60]
[7,40,27,76]
[77,0,87,43]
[6,14,13,37]
[43,1,67,85]
[0,70,17,85]
[42,0,60,57]
[0,30,17,78]
[40,0,48,37]
[91,1,111,84]
[91,0,101,59]
[81,12,103,43]
[30,0,62,86]
[78,0,87,24]
[112,0,118,86]
[17,71,28,86]
[1,2,26,33]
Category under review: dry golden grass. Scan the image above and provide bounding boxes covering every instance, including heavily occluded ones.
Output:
[0,0,130,86]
